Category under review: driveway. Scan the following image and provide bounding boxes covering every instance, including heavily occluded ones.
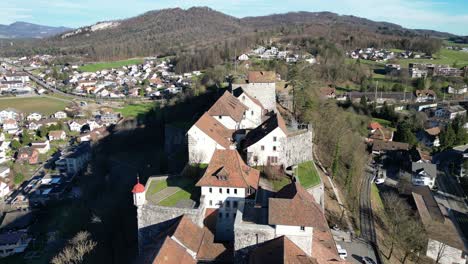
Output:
[339,238,377,264]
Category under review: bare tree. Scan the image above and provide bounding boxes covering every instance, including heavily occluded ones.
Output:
[51,231,97,264]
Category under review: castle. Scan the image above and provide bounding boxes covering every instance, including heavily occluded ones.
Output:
[132,71,345,263]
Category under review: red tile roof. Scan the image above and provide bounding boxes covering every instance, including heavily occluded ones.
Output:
[171,215,204,253]
[152,236,196,264]
[248,71,276,83]
[312,228,348,264]
[208,91,248,122]
[132,178,145,193]
[368,122,382,130]
[193,112,234,149]
[249,236,317,264]
[196,149,260,189]
[269,182,326,227]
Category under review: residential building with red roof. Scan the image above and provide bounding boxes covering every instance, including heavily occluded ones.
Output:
[196,149,260,240]
[187,112,235,164]
[207,91,248,130]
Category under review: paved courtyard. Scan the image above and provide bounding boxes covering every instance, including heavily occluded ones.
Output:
[338,238,377,264]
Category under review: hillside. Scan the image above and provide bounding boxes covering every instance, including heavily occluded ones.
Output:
[0,7,457,62]
[0,21,70,38]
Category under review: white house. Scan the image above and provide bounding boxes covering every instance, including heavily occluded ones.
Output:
[55,142,91,175]
[0,181,10,197]
[234,88,266,129]
[447,85,467,95]
[48,130,66,141]
[207,91,248,130]
[412,162,437,189]
[26,112,42,121]
[233,71,277,111]
[196,149,260,239]
[435,105,467,120]
[238,54,249,61]
[31,140,50,154]
[68,120,87,132]
[87,120,102,131]
[0,167,10,178]
[54,111,67,119]
[2,119,19,134]
[187,112,234,164]
[0,109,19,122]
[243,113,288,166]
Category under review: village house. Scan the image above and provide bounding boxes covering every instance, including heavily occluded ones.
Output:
[411,162,437,189]
[238,54,249,61]
[100,112,121,125]
[435,105,467,120]
[0,109,19,122]
[31,140,50,154]
[55,142,91,175]
[53,111,67,119]
[415,90,436,103]
[447,85,468,95]
[0,231,31,258]
[68,120,87,132]
[371,139,409,155]
[368,122,393,142]
[26,112,42,122]
[207,91,248,130]
[319,87,336,99]
[233,71,277,111]
[2,119,19,134]
[0,167,10,178]
[0,181,10,198]
[48,130,66,141]
[16,147,39,165]
[187,113,235,164]
[419,127,441,147]
[79,127,109,142]
[412,187,467,264]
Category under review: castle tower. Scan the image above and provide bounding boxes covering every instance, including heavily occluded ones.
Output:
[132,177,145,207]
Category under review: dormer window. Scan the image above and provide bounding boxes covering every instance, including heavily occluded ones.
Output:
[214,167,229,181]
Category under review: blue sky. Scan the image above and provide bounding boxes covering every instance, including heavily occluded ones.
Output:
[1,0,468,35]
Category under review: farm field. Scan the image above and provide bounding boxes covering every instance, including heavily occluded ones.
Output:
[79,58,144,72]
[0,96,69,114]
[396,49,468,68]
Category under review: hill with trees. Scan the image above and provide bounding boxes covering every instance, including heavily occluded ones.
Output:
[0,7,455,71]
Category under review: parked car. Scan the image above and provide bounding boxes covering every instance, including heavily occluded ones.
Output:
[375,177,385,184]
[336,245,348,259]
[362,256,376,264]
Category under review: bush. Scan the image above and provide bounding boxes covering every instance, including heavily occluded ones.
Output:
[14,173,24,185]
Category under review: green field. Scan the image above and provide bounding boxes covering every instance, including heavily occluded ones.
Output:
[79,58,144,72]
[396,49,468,68]
[272,176,291,191]
[0,97,68,115]
[295,161,321,189]
[117,103,156,118]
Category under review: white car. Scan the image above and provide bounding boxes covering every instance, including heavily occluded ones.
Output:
[336,245,348,259]
[375,177,385,184]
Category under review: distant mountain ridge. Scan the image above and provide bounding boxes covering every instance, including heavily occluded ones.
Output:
[0,21,71,39]
[0,7,457,61]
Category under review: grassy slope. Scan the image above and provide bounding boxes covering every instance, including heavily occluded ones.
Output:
[0,97,68,115]
[79,58,144,72]
[296,161,321,188]
[117,103,155,118]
